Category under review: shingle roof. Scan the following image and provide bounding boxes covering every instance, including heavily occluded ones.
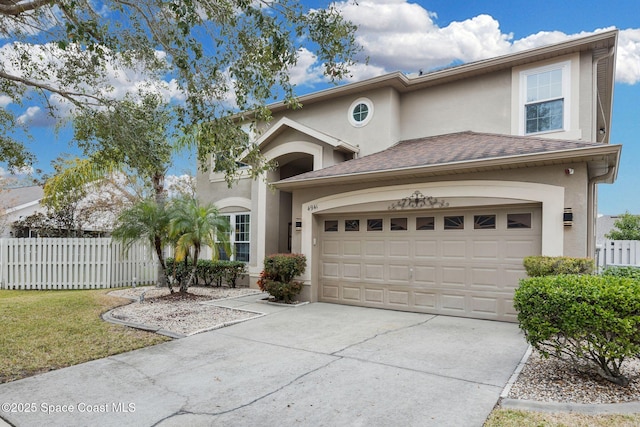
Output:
[277,131,615,184]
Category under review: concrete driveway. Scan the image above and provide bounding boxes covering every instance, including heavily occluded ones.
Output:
[0,296,528,427]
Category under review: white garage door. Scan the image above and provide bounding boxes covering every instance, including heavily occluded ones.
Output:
[318,206,541,321]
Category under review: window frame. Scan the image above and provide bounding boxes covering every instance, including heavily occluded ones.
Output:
[348,97,374,128]
[219,212,251,262]
[519,61,571,135]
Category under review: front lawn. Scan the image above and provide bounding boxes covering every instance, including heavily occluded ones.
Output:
[0,289,169,383]
[486,408,640,426]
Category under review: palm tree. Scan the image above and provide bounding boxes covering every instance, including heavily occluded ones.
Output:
[169,197,230,293]
[111,199,172,290]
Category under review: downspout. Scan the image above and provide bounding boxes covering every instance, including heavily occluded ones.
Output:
[586,46,616,257]
[587,165,616,259]
[592,47,615,143]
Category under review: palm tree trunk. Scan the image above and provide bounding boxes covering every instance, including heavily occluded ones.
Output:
[181,246,200,293]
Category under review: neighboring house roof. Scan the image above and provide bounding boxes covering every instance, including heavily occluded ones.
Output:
[275,131,621,189]
[0,185,44,213]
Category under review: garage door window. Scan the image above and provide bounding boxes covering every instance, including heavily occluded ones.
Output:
[324,220,338,232]
[391,218,408,231]
[444,215,465,230]
[416,216,435,230]
[474,215,496,230]
[367,219,383,231]
[345,219,360,232]
[507,213,532,229]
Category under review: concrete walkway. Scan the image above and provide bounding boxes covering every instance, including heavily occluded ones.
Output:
[0,296,528,427]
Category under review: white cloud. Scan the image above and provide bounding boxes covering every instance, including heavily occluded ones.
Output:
[0,95,11,107]
[323,0,640,85]
[17,106,56,127]
[616,28,640,85]
[288,48,325,86]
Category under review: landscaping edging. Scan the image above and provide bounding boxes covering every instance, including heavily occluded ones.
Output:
[499,345,640,414]
[256,297,310,307]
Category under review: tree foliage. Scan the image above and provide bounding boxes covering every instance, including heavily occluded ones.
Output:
[605,212,640,240]
[169,196,230,293]
[1,0,360,176]
[111,198,172,289]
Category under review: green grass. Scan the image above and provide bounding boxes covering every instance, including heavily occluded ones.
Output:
[485,409,640,427]
[0,289,170,383]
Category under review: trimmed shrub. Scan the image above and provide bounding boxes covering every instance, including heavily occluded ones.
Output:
[219,261,247,288]
[601,266,640,280]
[514,274,640,386]
[523,256,594,277]
[166,258,247,288]
[258,253,306,303]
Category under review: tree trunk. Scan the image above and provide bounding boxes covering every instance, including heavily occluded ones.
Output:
[181,247,200,293]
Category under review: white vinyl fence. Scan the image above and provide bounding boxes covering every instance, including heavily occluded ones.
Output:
[596,240,640,269]
[0,238,160,290]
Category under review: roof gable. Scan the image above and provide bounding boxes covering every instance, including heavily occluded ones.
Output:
[256,117,359,154]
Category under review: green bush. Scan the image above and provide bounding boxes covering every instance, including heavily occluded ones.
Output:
[514,274,640,386]
[258,254,306,303]
[219,261,247,288]
[601,266,640,280]
[166,258,247,288]
[523,256,594,277]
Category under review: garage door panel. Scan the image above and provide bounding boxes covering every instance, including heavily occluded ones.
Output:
[414,291,437,308]
[389,240,410,257]
[442,240,467,258]
[441,266,466,287]
[389,264,410,281]
[343,241,361,256]
[321,283,340,300]
[322,240,340,256]
[470,267,500,288]
[319,207,541,322]
[504,240,538,260]
[365,288,384,304]
[470,296,499,315]
[441,294,466,312]
[414,266,436,285]
[365,240,385,256]
[415,240,438,258]
[388,290,410,306]
[342,286,361,301]
[364,264,385,280]
[472,240,500,260]
[342,263,362,279]
[322,262,339,278]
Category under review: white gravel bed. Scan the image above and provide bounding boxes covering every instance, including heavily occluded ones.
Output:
[508,348,640,404]
[108,286,263,336]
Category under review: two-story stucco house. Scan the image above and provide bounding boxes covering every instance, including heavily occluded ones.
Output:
[197,30,621,321]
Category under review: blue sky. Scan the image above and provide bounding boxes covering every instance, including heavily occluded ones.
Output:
[3,0,640,214]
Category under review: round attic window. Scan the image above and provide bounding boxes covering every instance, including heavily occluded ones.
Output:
[348,98,374,127]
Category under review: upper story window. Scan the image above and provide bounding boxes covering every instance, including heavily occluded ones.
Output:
[520,61,570,135]
[348,98,374,127]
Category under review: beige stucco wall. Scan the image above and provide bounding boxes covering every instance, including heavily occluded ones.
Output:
[287,162,590,259]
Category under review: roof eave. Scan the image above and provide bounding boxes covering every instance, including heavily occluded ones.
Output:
[273,144,622,190]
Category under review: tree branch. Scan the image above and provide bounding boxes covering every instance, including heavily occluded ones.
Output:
[0,69,103,106]
[0,0,54,16]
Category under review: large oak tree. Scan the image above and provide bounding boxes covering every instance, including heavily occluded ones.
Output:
[0,0,359,174]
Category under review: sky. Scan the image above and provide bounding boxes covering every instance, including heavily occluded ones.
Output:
[2,0,640,215]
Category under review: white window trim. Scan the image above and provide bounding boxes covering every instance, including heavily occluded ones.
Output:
[518,61,571,135]
[348,97,374,128]
[220,212,251,263]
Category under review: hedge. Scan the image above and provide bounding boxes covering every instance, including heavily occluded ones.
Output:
[165,258,247,288]
[522,256,594,277]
